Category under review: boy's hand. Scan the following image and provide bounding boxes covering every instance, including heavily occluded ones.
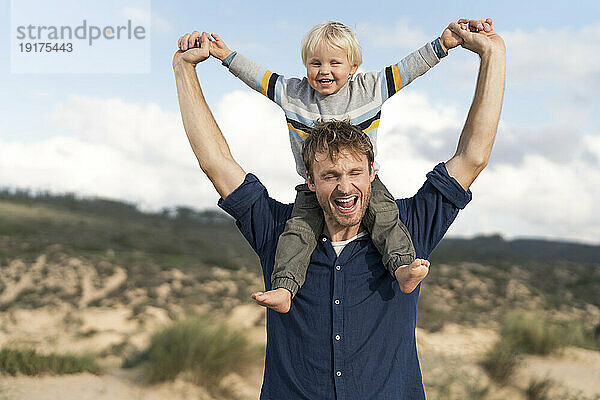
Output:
[173,31,210,68]
[440,18,493,51]
[448,18,505,58]
[209,34,233,62]
[441,25,463,51]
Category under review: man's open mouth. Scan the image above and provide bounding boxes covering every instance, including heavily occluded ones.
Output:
[333,196,358,214]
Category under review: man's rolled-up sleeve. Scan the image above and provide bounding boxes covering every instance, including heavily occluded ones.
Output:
[218,173,291,263]
[398,163,472,258]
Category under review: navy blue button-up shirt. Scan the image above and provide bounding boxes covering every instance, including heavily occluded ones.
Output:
[218,163,471,400]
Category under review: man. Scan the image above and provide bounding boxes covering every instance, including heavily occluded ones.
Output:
[173,18,505,400]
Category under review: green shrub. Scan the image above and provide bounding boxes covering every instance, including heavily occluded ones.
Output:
[426,374,491,400]
[526,377,554,400]
[501,311,562,355]
[480,340,521,384]
[561,392,600,400]
[0,347,100,376]
[421,353,492,400]
[482,311,599,386]
[124,315,260,384]
[557,320,600,351]
[416,292,446,332]
[500,311,599,355]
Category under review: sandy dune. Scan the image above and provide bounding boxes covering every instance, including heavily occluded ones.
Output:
[1,255,598,400]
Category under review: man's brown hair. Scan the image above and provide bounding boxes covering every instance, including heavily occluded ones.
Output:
[302,119,374,180]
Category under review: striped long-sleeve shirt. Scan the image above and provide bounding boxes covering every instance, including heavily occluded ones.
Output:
[224,39,447,178]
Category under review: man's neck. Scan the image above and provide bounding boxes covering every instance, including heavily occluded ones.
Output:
[322,219,364,242]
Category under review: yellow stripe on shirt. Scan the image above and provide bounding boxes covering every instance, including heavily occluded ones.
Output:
[260,71,273,97]
[287,122,310,139]
[362,119,380,134]
[391,64,403,92]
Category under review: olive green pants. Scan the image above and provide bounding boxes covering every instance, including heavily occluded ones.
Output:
[272,176,416,297]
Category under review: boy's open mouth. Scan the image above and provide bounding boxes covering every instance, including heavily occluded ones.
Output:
[333,196,358,214]
[318,79,333,85]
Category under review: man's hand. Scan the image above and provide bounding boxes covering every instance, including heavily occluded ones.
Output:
[448,18,506,57]
[209,33,233,62]
[173,31,210,68]
[440,18,493,51]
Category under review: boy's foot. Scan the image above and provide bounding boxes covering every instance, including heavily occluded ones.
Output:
[251,288,292,313]
[394,258,430,293]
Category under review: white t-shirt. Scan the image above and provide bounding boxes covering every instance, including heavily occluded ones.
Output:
[331,231,368,257]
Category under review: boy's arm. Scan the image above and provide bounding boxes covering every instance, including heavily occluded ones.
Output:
[209,33,286,106]
[380,38,444,101]
[381,19,491,101]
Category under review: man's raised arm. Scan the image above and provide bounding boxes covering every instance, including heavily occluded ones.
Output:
[445,19,506,190]
[173,31,246,199]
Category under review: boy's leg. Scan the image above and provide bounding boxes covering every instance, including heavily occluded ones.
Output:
[272,183,323,294]
[363,176,416,275]
[255,184,322,313]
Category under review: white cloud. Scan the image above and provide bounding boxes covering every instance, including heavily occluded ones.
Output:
[503,23,600,87]
[376,91,463,167]
[1,90,599,244]
[490,123,589,165]
[380,90,461,135]
[214,90,300,202]
[478,156,596,224]
[51,97,189,167]
[441,22,600,95]
[0,96,211,209]
[583,134,600,164]
[375,91,463,198]
[374,91,600,245]
[0,92,299,212]
[378,138,600,244]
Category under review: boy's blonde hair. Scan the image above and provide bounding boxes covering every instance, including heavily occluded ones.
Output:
[301,21,362,68]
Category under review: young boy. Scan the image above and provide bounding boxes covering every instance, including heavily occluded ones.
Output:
[184,21,464,313]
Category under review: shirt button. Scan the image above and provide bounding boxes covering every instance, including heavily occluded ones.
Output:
[335,335,341,341]
[335,265,341,270]
[336,371,342,377]
[334,299,340,305]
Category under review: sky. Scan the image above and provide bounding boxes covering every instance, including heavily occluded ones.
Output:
[1,0,599,244]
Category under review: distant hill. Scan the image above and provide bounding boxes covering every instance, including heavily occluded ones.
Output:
[433,235,600,266]
[2,188,598,267]
[0,188,257,270]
